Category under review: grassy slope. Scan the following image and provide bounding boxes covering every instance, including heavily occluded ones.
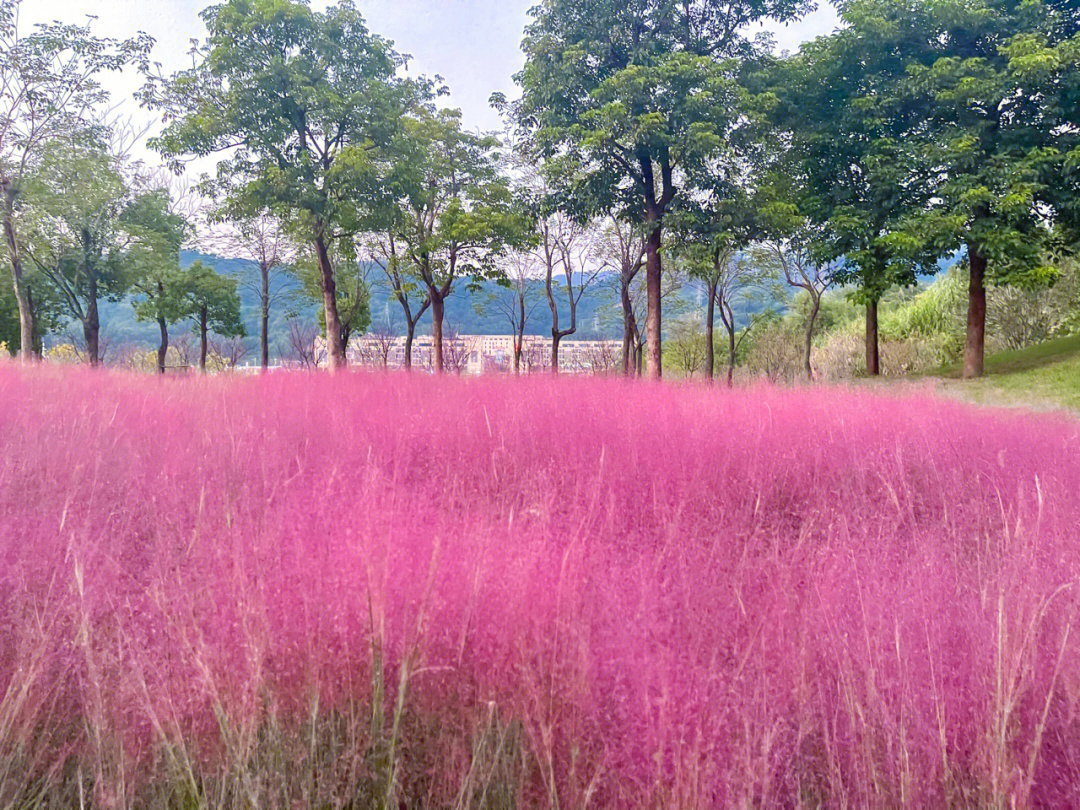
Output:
[928,334,1080,413]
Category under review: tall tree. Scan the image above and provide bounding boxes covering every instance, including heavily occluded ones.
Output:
[756,5,940,376]
[21,139,131,366]
[176,259,245,372]
[205,213,292,370]
[392,109,530,373]
[126,191,190,374]
[599,218,647,375]
[0,1,148,358]
[902,0,1080,377]
[512,0,806,378]
[147,0,408,370]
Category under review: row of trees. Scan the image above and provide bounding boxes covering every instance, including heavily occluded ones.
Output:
[5,0,1079,380]
[0,2,247,372]
[508,0,1080,380]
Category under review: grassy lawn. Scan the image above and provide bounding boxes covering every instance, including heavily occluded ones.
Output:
[927,334,1080,413]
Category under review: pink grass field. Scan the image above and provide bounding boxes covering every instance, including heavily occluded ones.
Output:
[2,365,1080,808]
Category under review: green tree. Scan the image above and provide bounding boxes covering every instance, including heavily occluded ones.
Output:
[754,4,941,376]
[21,139,132,365]
[0,0,148,358]
[510,0,807,379]
[902,0,1080,377]
[126,191,190,374]
[147,0,409,370]
[390,109,530,373]
[176,260,245,372]
[672,187,759,382]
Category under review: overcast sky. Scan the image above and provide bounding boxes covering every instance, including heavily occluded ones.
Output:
[21,0,841,171]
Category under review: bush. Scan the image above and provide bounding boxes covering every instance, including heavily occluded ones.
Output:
[743,318,804,382]
[2,368,1080,807]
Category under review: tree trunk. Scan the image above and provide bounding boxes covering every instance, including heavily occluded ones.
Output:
[621,281,635,377]
[963,244,987,379]
[551,333,561,373]
[431,292,445,373]
[645,215,662,380]
[83,275,100,367]
[199,305,208,372]
[704,283,717,381]
[404,323,415,370]
[514,295,524,374]
[865,298,880,377]
[157,316,169,375]
[2,187,35,361]
[314,229,346,370]
[260,262,270,370]
[726,322,736,388]
[805,297,820,381]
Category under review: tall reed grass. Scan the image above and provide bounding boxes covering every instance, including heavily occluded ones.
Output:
[1,365,1079,808]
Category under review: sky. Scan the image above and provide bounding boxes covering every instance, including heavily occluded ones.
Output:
[21,0,841,171]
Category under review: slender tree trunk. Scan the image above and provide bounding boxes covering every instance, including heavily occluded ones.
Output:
[314,229,346,370]
[431,292,445,373]
[805,297,820,381]
[727,322,736,388]
[645,214,663,380]
[704,283,717,381]
[865,298,880,377]
[404,323,415,370]
[963,244,987,379]
[399,326,410,373]
[83,274,100,367]
[199,305,208,372]
[28,289,42,356]
[157,316,169,375]
[551,333,561,373]
[260,262,270,370]
[621,281,635,376]
[515,294,524,374]
[2,187,35,361]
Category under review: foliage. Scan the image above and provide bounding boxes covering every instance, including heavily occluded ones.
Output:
[21,140,132,317]
[291,248,371,347]
[901,0,1080,286]
[176,259,245,339]
[146,0,415,366]
[0,0,151,353]
[752,2,941,305]
[127,191,192,328]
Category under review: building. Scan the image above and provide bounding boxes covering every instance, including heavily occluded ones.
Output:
[330,333,623,374]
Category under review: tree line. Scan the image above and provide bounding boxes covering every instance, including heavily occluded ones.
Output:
[3,0,1078,380]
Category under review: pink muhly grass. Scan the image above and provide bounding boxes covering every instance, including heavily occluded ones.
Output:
[1,364,1080,808]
